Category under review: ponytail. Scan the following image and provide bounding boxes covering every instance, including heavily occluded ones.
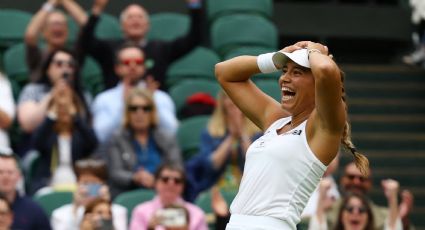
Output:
[340,71,369,176]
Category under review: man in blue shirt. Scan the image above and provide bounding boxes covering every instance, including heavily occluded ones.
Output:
[0,148,51,230]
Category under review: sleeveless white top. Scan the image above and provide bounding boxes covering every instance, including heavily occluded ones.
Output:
[229,117,327,228]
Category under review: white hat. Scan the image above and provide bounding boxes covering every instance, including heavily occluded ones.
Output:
[272,48,310,69]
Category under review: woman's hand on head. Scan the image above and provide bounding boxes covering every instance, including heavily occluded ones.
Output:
[279,41,309,53]
[306,41,329,56]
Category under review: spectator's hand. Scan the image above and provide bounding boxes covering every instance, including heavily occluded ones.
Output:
[145,75,160,93]
[48,0,60,6]
[211,187,229,217]
[74,184,90,207]
[133,168,155,188]
[317,178,335,211]
[148,213,161,229]
[99,185,111,202]
[382,179,399,200]
[92,0,109,15]
[399,189,414,218]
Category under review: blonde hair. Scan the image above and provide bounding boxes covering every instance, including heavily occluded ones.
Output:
[123,87,158,129]
[207,91,260,137]
[340,71,369,176]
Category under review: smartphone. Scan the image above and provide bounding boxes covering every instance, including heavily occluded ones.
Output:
[98,218,114,230]
[86,183,101,197]
[156,208,187,227]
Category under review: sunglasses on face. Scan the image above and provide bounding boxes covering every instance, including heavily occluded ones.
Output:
[120,58,144,66]
[52,59,75,68]
[128,105,153,113]
[345,174,368,182]
[159,176,183,184]
[344,205,367,214]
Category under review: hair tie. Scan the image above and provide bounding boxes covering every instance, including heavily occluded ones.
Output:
[349,147,356,154]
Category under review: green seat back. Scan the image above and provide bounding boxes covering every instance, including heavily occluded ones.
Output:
[177,115,210,160]
[256,80,281,102]
[0,9,32,49]
[207,0,273,22]
[113,189,156,221]
[34,191,74,217]
[166,47,220,88]
[148,13,190,41]
[81,56,104,96]
[169,79,220,116]
[96,13,123,40]
[210,14,278,57]
[195,189,237,228]
[3,43,29,98]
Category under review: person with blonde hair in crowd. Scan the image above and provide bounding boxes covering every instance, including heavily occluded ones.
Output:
[105,87,181,197]
[215,41,369,229]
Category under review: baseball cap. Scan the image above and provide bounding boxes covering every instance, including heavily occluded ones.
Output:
[272,48,310,69]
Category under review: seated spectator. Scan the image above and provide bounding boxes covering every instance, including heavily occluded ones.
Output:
[0,149,51,230]
[0,192,13,230]
[309,179,402,230]
[25,0,87,81]
[21,49,96,194]
[18,48,91,134]
[106,87,181,197]
[184,91,261,202]
[325,162,415,230]
[0,72,15,149]
[91,44,178,144]
[78,0,203,90]
[80,198,114,230]
[51,159,127,230]
[130,163,208,230]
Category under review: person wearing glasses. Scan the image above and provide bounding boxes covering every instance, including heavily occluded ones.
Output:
[0,149,51,230]
[91,43,178,144]
[324,162,415,230]
[106,87,181,197]
[130,163,207,230]
[309,179,402,230]
[78,0,203,91]
[18,49,96,194]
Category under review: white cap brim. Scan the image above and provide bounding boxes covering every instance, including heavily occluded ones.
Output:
[272,49,310,69]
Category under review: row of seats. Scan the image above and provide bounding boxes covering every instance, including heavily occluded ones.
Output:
[33,188,236,227]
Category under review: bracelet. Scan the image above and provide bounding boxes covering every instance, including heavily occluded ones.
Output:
[42,2,55,12]
[307,49,322,59]
[257,52,278,73]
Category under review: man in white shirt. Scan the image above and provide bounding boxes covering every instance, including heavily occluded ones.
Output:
[0,73,16,149]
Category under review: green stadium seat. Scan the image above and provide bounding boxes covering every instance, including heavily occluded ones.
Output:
[169,79,220,117]
[256,80,281,102]
[0,9,32,49]
[195,189,237,228]
[206,0,273,22]
[81,56,104,96]
[210,14,278,57]
[2,43,29,99]
[113,189,156,221]
[148,13,190,42]
[96,13,123,40]
[166,47,220,88]
[177,115,210,160]
[34,191,74,217]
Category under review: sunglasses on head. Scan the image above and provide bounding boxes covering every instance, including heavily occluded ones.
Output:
[128,105,153,113]
[52,59,75,68]
[345,174,368,182]
[344,205,367,214]
[159,176,183,184]
[120,58,144,66]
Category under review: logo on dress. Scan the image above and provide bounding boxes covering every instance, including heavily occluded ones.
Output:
[292,130,302,135]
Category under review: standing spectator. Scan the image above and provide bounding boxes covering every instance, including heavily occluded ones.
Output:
[25,0,87,81]
[130,163,208,230]
[0,72,15,149]
[0,149,51,230]
[91,44,178,144]
[106,87,181,197]
[78,0,203,90]
[310,179,402,230]
[325,162,415,230]
[51,159,127,230]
